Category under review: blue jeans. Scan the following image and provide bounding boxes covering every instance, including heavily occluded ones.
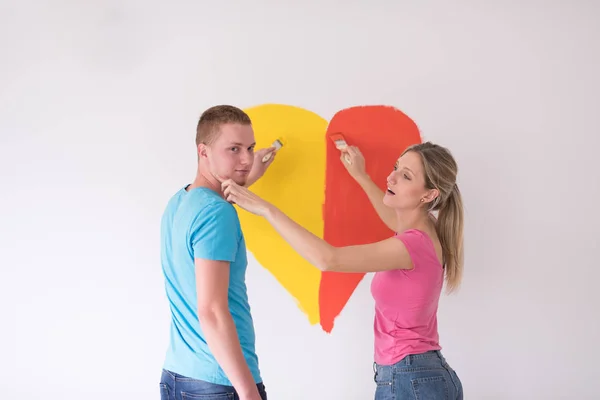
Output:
[160,369,267,400]
[373,350,463,400]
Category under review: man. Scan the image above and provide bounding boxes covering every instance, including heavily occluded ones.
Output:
[159,105,276,400]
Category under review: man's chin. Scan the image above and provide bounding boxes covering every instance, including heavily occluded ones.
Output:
[212,172,246,186]
[232,176,247,186]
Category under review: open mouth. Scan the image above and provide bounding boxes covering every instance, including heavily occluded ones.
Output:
[387,187,395,195]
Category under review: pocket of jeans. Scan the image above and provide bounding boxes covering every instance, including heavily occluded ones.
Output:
[181,392,234,400]
[159,383,169,400]
[411,376,449,400]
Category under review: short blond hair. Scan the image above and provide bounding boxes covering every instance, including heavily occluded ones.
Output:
[195,105,251,146]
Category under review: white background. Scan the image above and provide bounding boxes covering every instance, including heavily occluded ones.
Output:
[2,1,599,399]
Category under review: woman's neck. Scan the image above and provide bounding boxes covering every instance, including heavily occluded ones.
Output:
[394,208,435,234]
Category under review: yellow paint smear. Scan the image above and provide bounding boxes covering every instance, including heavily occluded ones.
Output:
[238,104,327,325]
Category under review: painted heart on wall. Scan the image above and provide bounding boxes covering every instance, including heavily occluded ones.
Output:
[238,103,422,333]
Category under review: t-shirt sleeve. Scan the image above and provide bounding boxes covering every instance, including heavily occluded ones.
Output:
[190,202,240,263]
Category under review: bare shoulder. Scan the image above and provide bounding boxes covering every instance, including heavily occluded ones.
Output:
[421,220,444,266]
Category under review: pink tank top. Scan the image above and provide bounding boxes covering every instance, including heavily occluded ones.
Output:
[370,229,444,365]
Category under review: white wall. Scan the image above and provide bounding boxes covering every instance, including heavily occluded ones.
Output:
[2,1,599,399]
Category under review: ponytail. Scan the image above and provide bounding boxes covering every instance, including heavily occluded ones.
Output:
[436,183,464,293]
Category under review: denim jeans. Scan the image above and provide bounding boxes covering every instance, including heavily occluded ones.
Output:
[160,369,267,400]
[373,350,463,400]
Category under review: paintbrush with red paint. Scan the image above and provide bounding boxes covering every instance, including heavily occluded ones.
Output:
[328,133,352,165]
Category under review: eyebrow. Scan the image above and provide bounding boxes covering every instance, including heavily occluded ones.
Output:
[229,142,256,147]
[400,166,415,175]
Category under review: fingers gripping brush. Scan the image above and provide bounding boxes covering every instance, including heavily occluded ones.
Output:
[329,133,351,165]
[262,138,284,163]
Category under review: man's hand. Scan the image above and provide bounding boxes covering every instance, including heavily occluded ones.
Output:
[239,392,263,400]
[245,147,277,187]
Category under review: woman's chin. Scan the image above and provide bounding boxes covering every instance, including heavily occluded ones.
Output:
[382,194,394,207]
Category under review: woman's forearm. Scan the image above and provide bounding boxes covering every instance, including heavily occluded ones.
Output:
[264,205,334,270]
[355,174,397,231]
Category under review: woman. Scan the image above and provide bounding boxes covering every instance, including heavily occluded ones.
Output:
[222,141,464,400]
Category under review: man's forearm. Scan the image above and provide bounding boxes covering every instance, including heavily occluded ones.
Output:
[244,170,262,188]
[244,176,258,187]
[198,310,259,399]
[355,174,397,232]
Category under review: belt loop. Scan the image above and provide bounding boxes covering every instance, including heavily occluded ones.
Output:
[436,350,445,364]
[406,354,412,366]
[373,362,377,382]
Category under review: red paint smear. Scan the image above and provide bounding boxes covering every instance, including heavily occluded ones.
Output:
[319,106,422,333]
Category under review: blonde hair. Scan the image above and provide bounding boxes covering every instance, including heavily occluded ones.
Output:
[403,142,464,292]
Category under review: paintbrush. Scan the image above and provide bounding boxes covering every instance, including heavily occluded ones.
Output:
[329,133,352,165]
[262,138,284,163]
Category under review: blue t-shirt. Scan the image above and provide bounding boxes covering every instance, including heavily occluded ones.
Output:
[160,186,261,385]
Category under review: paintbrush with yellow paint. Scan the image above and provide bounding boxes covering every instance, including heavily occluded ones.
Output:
[261,137,285,163]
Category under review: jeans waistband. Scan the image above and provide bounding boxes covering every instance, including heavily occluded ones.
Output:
[373,350,446,372]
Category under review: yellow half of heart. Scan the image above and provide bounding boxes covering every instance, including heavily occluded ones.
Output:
[236,104,328,325]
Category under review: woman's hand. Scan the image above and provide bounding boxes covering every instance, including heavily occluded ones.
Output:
[221,178,272,217]
[340,145,367,181]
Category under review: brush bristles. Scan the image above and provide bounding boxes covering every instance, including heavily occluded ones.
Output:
[334,139,347,150]
[272,139,283,150]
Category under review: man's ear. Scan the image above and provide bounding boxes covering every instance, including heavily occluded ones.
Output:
[198,143,208,159]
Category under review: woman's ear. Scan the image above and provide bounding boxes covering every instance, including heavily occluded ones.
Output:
[423,188,440,204]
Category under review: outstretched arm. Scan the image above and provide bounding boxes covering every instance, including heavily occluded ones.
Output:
[354,174,397,232]
[221,180,414,273]
[245,146,276,187]
[340,146,397,231]
[264,206,413,272]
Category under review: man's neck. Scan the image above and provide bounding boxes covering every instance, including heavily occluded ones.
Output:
[187,169,223,197]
